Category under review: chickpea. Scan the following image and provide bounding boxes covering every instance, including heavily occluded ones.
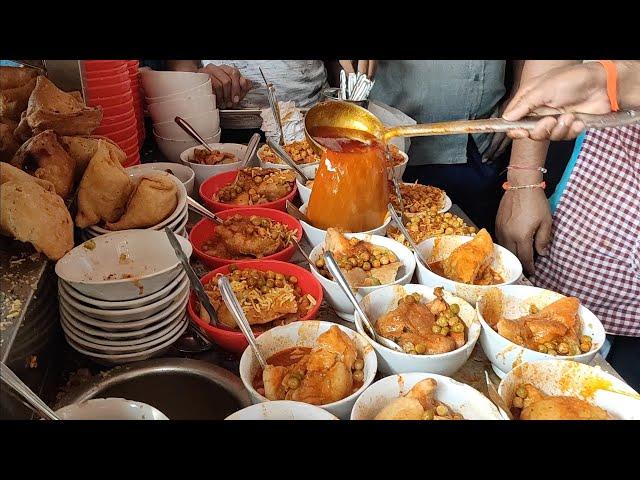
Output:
[360,252,371,262]
[449,303,460,315]
[547,349,557,356]
[349,257,358,266]
[452,322,465,333]
[354,359,364,371]
[415,343,427,354]
[353,370,364,382]
[404,295,416,304]
[275,273,285,281]
[261,286,269,294]
[315,258,325,268]
[372,260,381,268]
[440,326,450,336]
[436,316,448,328]
[362,262,372,271]
[580,335,592,345]
[380,256,390,265]
[349,237,359,247]
[411,293,422,302]
[515,385,528,399]
[402,342,415,352]
[529,304,539,314]
[422,410,435,420]
[435,405,449,416]
[558,343,570,355]
[580,343,591,353]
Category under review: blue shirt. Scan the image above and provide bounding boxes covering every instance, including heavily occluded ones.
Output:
[549,132,586,213]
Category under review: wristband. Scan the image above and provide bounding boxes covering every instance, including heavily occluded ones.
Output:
[502,181,546,191]
[596,60,620,112]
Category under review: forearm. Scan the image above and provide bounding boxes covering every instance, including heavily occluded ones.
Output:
[166,60,199,72]
[615,60,640,108]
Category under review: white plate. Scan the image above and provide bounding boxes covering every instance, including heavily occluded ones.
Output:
[225,401,339,420]
[55,398,169,420]
[58,276,189,322]
[58,271,186,310]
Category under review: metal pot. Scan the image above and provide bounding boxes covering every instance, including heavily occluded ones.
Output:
[55,358,251,420]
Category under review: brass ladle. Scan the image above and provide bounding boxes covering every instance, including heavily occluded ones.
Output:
[304,101,639,153]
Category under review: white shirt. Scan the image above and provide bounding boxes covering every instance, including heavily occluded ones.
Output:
[202,60,328,109]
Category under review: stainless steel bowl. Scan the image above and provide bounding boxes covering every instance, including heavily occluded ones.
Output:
[55,358,251,420]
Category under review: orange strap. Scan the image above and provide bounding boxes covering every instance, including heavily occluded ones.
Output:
[596,60,620,112]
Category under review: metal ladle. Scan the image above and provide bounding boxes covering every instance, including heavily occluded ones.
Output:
[174,116,215,152]
[387,203,431,270]
[241,133,261,168]
[304,101,639,153]
[218,276,267,368]
[323,251,403,352]
[266,139,310,184]
[187,196,223,224]
[1,362,60,420]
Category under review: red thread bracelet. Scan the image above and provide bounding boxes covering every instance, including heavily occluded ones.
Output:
[596,60,620,112]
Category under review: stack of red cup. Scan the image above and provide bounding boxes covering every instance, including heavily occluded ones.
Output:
[83,60,140,167]
[126,60,145,146]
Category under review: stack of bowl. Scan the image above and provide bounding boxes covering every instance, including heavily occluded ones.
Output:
[55,230,192,366]
[141,70,220,162]
[126,60,144,144]
[80,171,188,241]
[83,60,141,166]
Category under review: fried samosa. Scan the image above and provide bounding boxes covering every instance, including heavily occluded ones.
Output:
[0,122,21,162]
[0,66,38,90]
[75,140,133,228]
[106,172,177,231]
[11,130,76,198]
[441,228,494,284]
[60,135,126,181]
[0,162,55,191]
[0,180,73,260]
[0,76,37,120]
[15,76,102,139]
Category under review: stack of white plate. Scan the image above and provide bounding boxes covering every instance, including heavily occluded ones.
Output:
[55,230,193,365]
[80,171,189,241]
[141,70,221,162]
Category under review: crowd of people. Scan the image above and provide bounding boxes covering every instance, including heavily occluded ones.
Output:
[142,59,639,389]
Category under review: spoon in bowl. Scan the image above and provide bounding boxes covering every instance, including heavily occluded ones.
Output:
[187,196,223,224]
[241,133,261,169]
[174,116,214,153]
[218,276,267,369]
[323,251,403,353]
[292,237,313,267]
[266,139,310,184]
[484,370,514,420]
[387,203,431,270]
[285,200,313,225]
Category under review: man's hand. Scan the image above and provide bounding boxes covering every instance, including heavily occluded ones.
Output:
[338,60,378,79]
[496,187,552,274]
[198,64,252,108]
[503,62,611,141]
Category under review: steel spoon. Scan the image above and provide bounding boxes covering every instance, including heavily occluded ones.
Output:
[241,133,261,168]
[1,362,60,420]
[266,139,310,183]
[387,203,431,270]
[187,197,223,224]
[174,116,214,152]
[484,370,514,420]
[285,200,313,225]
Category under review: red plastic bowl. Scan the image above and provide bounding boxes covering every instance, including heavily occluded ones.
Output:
[190,207,303,269]
[95,115,136,133]
[86,80,131,99]
[187,260,323,354]
[199,170,298,213]
[100,109,135,125]
[123,154,141,168]
[103,124,138,143]
[86,72,130,87]
[85,64,128,78]
[115,133,138,150]
[123,143,140,157]
[88,91,133,108]
[101,100,135,117]
[84,60,126,72]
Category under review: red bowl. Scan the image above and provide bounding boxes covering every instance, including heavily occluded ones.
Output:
[127,60,139,68]
[199,170,298,213]
[88,91,133,108]
[85,64,128,79]
[101,100,135,117]
[95,115,137,133]
[86,71,129,86]
[123,154,141,168]
[189,207,303,269]
[114,132,138,150]
[100,111,136,127]
[86,80,131,99]
[84,60,127,73]
[103,124,138,143]
[187,260,323,354]
[123,143,140,156]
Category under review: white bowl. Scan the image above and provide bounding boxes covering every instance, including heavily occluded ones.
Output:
[126,163,195,197]
[257,145,320,180]
[415,235,523,304]
[239,321,377,420]
[55,229,192,302]
[354,284,481,376]
[309,233,416,322]
[61,314,188,354]
[153,112,219,144]
[351,372,504,420]
[149,97,217,125]
[154,130,221,163]
[498,360,640,420]
[145,80,213,105]
[63,319,188,365]
[140,70,210,99]
[179,143,248,188]
[397,182,452,214]
[59,290,188,332]
[477,285,606,378]
[55,398,169,420]
[299,202,392,249]
[58,276,189,322]
[225,401,339,420]
[390,150,408,181]
[58,270,186,310]
[296,177,312,205]
[61,297,186,340]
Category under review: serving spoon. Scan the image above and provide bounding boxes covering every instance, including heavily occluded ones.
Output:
[174,116,214,153]
[323,251,403,353]
[187,196,223,224]
[241,133,261,168]
[304,101,639,153]
[1,362,60,420]
[387,203,431,271]
[266,139,310,184]
[484,370,514,420]
[285,200,313,225]
[218,276,267,369]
